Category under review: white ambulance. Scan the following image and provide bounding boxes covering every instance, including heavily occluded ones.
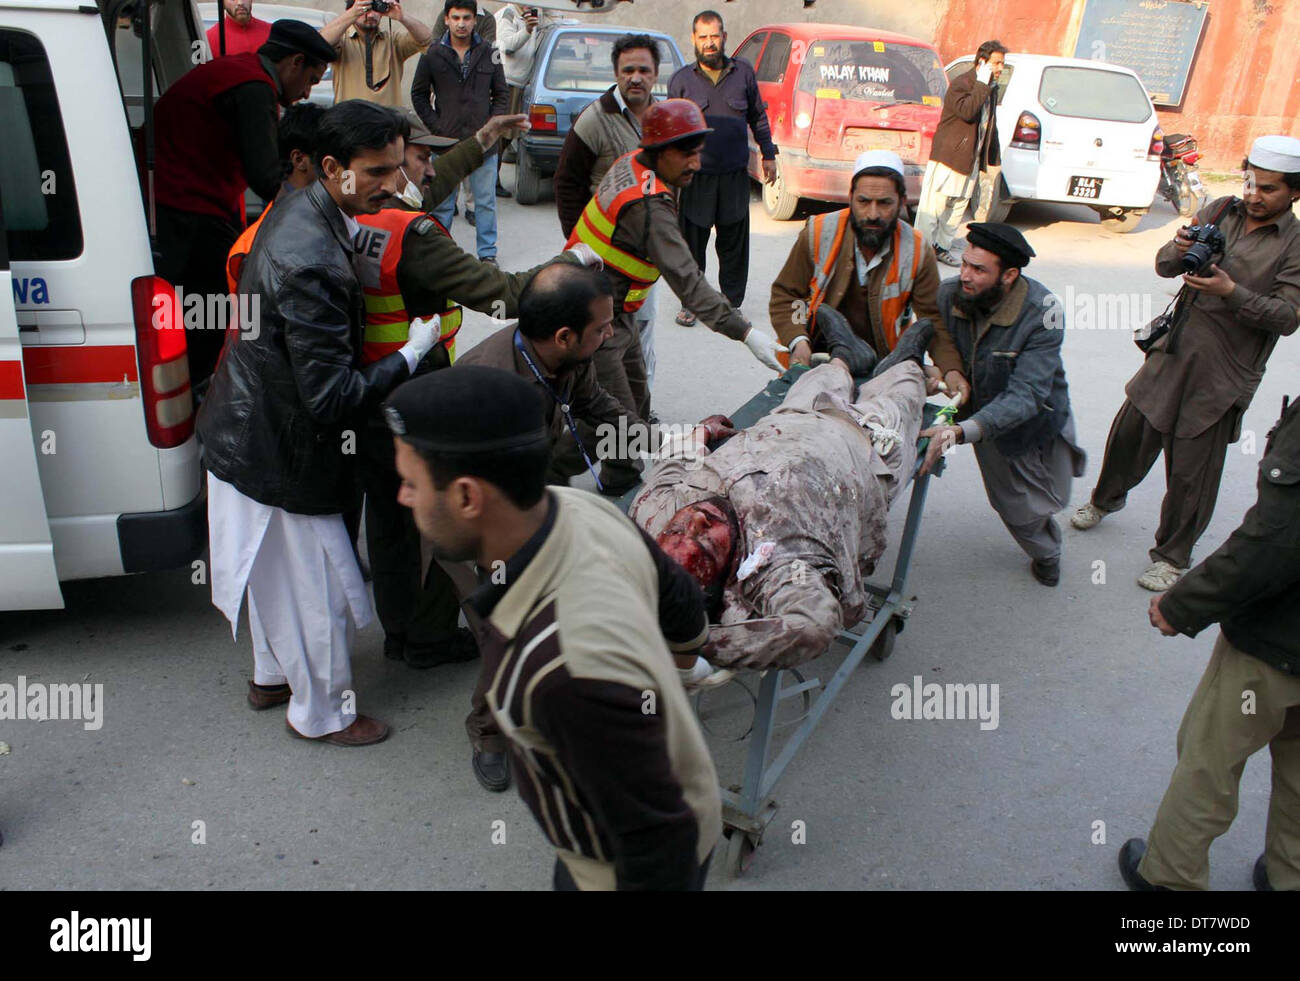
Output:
[0,0,621,612]
[1,0,205,611]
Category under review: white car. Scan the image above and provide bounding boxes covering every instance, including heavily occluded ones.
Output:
[944,53,1163,233]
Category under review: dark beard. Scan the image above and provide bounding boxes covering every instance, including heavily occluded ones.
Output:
[696,46,726,69]
[953,281,1005,319]
[852,213,896,253]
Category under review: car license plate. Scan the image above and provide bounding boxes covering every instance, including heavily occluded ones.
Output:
[1068,175,1103,199]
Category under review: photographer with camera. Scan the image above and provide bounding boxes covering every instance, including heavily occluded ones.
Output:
[1072,135,1300,592]
[322,0,433,108]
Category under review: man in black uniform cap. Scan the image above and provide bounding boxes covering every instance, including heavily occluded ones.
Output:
[921,222,1085,586]
[385,366,723,890]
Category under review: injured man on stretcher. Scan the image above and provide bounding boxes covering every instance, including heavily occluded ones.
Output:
[631,311,936,674]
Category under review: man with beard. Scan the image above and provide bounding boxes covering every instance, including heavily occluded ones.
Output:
[322,1,434,108]
[667,10,778,325]
[206,0,272,58]
[629,323,934,670]
[771,150,965,399]
[920,222,1085,587]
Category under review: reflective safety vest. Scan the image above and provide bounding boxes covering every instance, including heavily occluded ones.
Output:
[354,208,463,365]
[565,151,668,312]
[806,209,923,351]
[225,200,271,294]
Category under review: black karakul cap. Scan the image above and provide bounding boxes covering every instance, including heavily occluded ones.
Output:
[268,19,340,63]
[384,365,549,454]
[966,222,1035,269]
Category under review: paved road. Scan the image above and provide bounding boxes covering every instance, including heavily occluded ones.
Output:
[2,175,1290,890]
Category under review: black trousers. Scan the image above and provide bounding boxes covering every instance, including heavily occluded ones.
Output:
[552,850,714,891]
[358,424,461,646]
[678,169,751,308]
[154,204,242,390]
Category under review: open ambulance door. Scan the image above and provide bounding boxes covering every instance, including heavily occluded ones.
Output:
[0,208,63,610]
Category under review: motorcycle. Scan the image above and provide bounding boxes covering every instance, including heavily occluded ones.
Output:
[1159,132,1208,218]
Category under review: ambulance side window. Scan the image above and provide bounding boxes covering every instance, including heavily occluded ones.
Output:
[0,30,82,261]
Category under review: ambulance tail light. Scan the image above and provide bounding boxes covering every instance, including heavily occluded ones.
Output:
[529,104,558,132]
[132,275,193,449]
[1009,111,1040,150]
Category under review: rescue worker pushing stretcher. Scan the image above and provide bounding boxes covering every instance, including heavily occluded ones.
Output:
[631,314,936,670]
[565,98,788,494]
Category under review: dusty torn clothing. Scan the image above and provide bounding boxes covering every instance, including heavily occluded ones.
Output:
[630,361,926,670]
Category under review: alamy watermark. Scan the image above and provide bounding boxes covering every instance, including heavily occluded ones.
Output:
[0,675,104,730]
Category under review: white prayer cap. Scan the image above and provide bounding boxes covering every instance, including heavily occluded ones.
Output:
[852,150,906,179]
[1247,135,1300,174]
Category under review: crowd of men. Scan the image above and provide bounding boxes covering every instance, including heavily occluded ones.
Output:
[154,2,1300,892]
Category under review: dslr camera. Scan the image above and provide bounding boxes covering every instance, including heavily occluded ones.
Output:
[1180,223,1226,276]
[370,0,391,12]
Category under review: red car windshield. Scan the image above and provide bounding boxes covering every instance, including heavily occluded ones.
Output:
[796,39,946,106]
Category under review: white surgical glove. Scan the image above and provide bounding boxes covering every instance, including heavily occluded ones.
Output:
[743,327,788,372]
[399,314,440,371]
[975,61,993,85]
[565,242,603,269]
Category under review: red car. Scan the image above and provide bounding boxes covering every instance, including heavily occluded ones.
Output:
[734,24,948,219]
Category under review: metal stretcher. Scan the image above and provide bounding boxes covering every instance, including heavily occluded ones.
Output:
[617,364,950,877]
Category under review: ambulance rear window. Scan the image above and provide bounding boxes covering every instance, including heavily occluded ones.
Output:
[0,30,83,261]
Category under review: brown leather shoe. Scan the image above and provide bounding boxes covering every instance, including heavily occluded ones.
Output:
[286,715,390,747]
[247,681,292,710]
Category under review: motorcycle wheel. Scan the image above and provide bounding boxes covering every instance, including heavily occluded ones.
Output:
[1173,163,1200,218]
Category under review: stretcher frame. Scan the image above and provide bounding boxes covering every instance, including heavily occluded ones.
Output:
[618,365,948,877]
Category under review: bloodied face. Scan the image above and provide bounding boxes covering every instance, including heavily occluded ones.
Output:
[656,498,738,592]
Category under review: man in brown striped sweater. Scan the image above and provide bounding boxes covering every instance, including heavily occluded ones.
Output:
[386,364,721,890]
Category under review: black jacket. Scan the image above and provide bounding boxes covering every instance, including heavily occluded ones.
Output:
[410,33,507,141]
[1161,396,1300,676]
[667,56,777,176]
[939,275,1071,457]
[197,181,410,514]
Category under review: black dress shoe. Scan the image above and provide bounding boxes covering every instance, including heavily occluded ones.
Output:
[473,750,511,792]
[1253,853,1273,891]
[1031,557,1060,587]
[496,182,513,198]
[813,305,877,377]
[404,628,480,669]
[383,633,406,661]
[871,318,936,378]
[1118,838,1168,891]
[466,208,476,227]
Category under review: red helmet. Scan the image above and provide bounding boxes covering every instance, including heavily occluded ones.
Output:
[639,99,714,150]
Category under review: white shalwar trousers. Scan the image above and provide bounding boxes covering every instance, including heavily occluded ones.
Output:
[914,159,976,252]
[207,472,373,737]
[636,280,660,392]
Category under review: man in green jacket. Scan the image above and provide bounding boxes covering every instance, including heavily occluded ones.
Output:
[1120,395,1300,891]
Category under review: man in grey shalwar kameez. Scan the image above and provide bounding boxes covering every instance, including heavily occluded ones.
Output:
[919,222,1085,586]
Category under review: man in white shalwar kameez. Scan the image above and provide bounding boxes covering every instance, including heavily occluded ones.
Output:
[197,101,439,746]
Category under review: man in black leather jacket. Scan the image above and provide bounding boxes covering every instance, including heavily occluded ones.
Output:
[198,100,437,747]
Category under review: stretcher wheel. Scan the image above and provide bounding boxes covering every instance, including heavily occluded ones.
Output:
[869,618,900,661]
[723,827,760,876]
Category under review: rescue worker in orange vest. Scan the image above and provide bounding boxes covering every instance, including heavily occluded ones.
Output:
[564,98,787,496]
[769,150,969,401]
[354,108,598,669]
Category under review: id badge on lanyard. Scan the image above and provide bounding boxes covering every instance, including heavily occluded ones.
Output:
[513,329,604,492]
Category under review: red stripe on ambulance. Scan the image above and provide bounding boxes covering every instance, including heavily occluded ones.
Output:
[0,360,25,400]
[20,345,139,386]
